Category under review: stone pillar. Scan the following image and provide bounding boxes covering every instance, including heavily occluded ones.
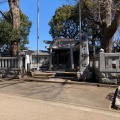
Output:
[99,48,105,71]
[70,43,74,69]
[77,33,90,80]
[49,48,53,70]
[18,55,22,70]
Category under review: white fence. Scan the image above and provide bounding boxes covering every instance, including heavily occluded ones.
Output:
[0,56,22,70]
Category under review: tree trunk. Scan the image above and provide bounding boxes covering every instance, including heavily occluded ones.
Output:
[100,0,120,53]
[8,0,20,56]
[100,0,112,53]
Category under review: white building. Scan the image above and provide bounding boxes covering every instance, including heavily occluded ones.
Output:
[20,50,49,72]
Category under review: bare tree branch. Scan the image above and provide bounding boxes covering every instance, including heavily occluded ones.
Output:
[105,7,120,38]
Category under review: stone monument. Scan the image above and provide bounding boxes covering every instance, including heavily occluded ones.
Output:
[77,33,90,80]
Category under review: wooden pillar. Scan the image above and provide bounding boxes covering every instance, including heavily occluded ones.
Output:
[25,52,27,73]
[70,43,74,69]
[49,48,53,70]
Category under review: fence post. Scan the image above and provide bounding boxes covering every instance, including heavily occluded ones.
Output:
[99,48,105,71]
[18,55,22,71]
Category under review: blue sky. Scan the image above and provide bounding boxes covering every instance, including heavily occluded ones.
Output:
[0,0,69,50]
[1,1,119,50]
[20,0,69,50]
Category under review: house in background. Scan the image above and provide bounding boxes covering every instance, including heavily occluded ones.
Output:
[31,50,49,70]
[19,50,49,72]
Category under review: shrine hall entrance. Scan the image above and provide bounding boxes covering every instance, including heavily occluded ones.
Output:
[52,49,70,69]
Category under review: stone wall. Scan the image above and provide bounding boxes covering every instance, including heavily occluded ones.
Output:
[95,49,120,84]
[0,69,22,79]
[0,56,23,79]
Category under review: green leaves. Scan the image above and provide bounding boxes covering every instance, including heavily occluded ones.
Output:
[0,19,16,44]
[84,0,95,8]
[49,5,79,38]
[0,10,32,50]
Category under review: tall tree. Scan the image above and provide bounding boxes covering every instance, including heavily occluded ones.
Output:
[49,5,79,38]
[49,2,100,48]
[99,0,120,52]
[8,0,20,56]
[0,11,32,51]
[67,0,120,52]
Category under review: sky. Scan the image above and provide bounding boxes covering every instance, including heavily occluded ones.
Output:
[0,0,70,50]
[19,0,69,50]
[0,1,119,50]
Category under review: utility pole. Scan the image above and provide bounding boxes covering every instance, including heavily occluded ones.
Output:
[37,0,40,71]
[79,0,81,72]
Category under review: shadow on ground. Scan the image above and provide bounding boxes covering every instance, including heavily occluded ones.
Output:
[0,80,25,89]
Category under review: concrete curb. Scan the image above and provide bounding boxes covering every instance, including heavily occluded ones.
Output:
[22,77,119,88]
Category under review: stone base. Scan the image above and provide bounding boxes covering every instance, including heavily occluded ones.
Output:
[76,70,92,81]
[76,71,83,80]
[95,72,120,84]
[100,78,117,84]
[0,70,22,79]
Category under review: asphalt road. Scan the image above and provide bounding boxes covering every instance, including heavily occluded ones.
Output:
[0,93,120,120]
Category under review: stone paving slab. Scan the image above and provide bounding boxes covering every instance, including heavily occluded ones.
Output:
[0,93,120,120]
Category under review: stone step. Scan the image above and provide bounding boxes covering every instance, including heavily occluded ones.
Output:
[31,72,56,78]
[54,72,76,78]
[33,74,55,76]
[33,76,54,78]
[31,71,77,79]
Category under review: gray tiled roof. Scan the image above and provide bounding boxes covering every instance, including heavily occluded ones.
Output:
[32,50,49,55]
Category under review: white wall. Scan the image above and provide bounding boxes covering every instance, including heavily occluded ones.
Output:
[26,55,30,64]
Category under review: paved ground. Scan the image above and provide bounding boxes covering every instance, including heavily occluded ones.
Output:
[0,79,116,110]
[0,93,120,120]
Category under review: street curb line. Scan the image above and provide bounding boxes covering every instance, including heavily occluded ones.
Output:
[22,78,119,88]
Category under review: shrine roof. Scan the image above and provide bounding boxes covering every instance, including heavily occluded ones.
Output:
[54,38,75,41]
[32,50,49,56]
